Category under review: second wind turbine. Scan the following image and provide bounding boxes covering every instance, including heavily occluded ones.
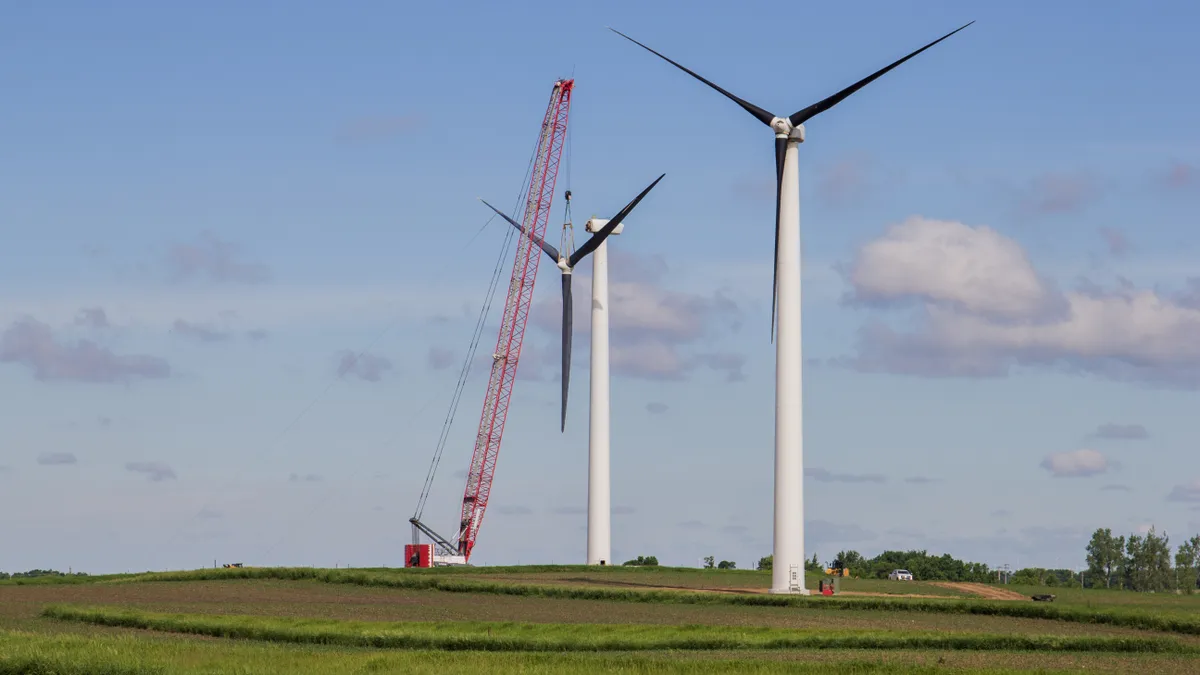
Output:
[481,175,665,564]
[611,22,972,593]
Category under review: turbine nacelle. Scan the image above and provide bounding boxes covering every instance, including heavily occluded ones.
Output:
[585,218,623,235]
[772,119,811,141]
[610,22,971,340]
[769,117,804,140]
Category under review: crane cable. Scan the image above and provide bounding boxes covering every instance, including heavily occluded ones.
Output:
[412,223,513,520]
[560,103,575,257]
[412,124,545,522]
[260,153,540,561]
[262,89,554,562]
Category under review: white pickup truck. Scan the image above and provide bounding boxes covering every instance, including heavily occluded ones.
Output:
[888,569,914,581]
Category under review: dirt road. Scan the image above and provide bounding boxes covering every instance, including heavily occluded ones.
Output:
[929,582,1027,600]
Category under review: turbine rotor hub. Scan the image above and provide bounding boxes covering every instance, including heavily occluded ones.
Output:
[770,117,805,143]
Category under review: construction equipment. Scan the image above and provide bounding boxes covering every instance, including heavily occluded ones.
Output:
[407,79,574,566]
[827,555,850,577]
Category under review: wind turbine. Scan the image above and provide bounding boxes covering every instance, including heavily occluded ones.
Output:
[479,174,665,433]
[610,23,971,593]
[583,214,619,566]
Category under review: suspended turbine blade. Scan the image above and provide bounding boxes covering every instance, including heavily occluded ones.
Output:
[560,274,573,433]
[771,137,786,343]
[788,21,973,126]
[568,173,666,268]
[479,198,562,262]
[608,28,775,127]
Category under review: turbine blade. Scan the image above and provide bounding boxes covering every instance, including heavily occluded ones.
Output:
[771,137,786,343]
[560,274,573,433]
[608,28,775,127]
[568,174,666,267]
[788,21,974,126]
[479,198,561,261]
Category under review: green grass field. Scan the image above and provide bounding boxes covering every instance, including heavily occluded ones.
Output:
[3,565,1199,673]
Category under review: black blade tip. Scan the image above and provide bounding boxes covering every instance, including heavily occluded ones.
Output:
[944,21,976,38]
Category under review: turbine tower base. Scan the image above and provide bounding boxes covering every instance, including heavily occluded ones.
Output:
[768,562,810,594]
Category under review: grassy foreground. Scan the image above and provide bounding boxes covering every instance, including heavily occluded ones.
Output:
[43,605,1198,654]
[89,566,1200,636]
[6,566,1200,674]
[0,630,975,675]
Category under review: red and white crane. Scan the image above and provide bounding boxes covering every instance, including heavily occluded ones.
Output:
[409,79,573,566]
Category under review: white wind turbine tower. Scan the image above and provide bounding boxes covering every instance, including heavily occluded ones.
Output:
[585,214,616,565]
[611,23,972,593]
[481,176,665,566]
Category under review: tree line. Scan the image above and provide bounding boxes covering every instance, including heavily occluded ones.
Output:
[796,550,994,582]
[1085,527,1200,593]
[703,526,1200,594]
[0,569,87,580]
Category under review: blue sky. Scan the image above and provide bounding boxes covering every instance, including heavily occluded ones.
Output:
[3,0,1200,574]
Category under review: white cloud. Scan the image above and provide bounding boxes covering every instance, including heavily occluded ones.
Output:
[2,317,170,383]
[37,452,77,466]
[336,351,393,382]
[806,467,887,484]
[1099,228,1131,257]
[1040,449,1109,478]
[846,216,1056,320]
[172,319,231,343]
[427,347,456,371]
[74,307,109,329]
[840,216,1200,387]
[164,231,269,284]
[1,284,479,333]
[1091,423,1149,440]
[1167,480,1200,503]
[529,252,743,382]
[125,461,177,482]
[609,340,686,379]
[1017,171,1104,214]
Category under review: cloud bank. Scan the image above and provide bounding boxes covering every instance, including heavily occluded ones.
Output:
[838,216,1200,387]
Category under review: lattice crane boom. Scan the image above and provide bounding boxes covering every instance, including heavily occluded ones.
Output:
[452,79,573,562]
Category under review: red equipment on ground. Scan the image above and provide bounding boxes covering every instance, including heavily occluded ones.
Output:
[404,544,433,569]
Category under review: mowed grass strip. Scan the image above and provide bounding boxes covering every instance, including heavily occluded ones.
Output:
[107,567,1200,637]
[1,629,1053,675]
[4,565,970,599]
[42,605,1195,654]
